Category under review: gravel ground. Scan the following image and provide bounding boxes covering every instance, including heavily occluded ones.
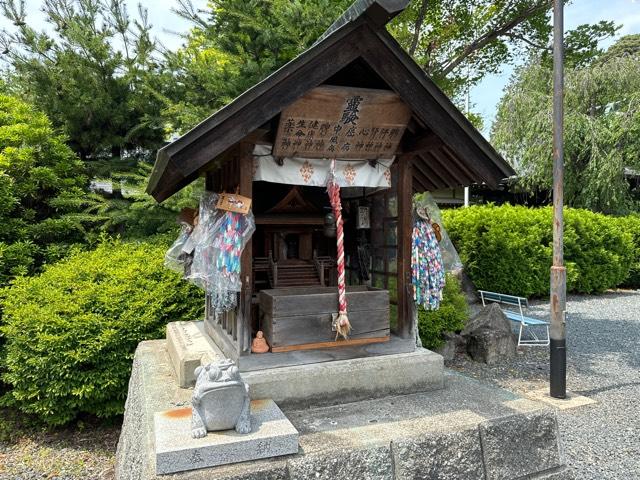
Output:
[0,412,118,480]
[450,290,640,480]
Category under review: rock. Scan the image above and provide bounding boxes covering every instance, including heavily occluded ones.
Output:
[462,304,517,365]
[462,303,512,335]
[435,332,467,362]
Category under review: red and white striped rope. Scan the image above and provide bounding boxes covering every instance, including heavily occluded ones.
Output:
[327,159,350,339]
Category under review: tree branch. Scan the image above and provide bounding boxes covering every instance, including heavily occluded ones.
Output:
[505,31,551,51]
[409,0,429,56]
[436,0,552,77]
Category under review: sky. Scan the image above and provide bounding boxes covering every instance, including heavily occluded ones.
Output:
[3,0,639,135]
[472,0,640,134]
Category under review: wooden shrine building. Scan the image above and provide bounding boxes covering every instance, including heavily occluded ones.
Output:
[147,0,514,366]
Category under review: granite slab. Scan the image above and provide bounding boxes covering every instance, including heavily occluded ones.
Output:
[154,399,299,475]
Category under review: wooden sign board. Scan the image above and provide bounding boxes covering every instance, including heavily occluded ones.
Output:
[216,193,252,214]
[273,86,411,160]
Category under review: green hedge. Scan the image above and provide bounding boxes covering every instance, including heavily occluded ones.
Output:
[0,239,203,425]
[616,215,640,288]
[443,205,637,297]
[418,273,469,350]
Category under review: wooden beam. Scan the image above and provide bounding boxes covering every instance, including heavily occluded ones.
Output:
[401,131,441,154]
[438,145,478,183]
[204,315,240,361]
[271,336,390,353]
[423,150,466,186]
[413,153,448,189]
[148,22,365,201]
[239,141,253,356]
[396,154,413,338]
[419,151,458,186]
[411,161,439,191]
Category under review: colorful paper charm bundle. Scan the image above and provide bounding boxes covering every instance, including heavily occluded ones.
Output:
[411,218,445,310]
[171,193,255,313]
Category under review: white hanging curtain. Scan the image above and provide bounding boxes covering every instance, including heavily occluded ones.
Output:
[252,144,393,189]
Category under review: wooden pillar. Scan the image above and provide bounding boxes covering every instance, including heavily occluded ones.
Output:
[238,142,254,355]
[396,154,414,339]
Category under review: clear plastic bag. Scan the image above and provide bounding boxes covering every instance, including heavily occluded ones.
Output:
[164,223,193,274]
[414,192,463,273]
[185,192,256,313]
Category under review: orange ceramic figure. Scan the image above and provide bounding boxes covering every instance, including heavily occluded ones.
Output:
[251,331,269,353]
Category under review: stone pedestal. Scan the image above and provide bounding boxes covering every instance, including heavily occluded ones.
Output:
[167,321,221,388]
[154,399,298,474]
[115,341,572,480]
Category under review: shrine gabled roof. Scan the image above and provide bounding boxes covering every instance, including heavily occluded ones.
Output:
[147,0,515,202]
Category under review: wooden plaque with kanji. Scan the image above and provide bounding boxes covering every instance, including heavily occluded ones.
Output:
[273,86,411,160]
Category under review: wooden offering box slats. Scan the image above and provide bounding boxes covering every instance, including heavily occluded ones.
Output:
[259,286,390,352]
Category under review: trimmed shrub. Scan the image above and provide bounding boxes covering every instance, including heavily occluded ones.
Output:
[443,205,634,297]
[565,209,632,293]
[418,273,469,350]
[0,239,203,425]
[615,214,640,288]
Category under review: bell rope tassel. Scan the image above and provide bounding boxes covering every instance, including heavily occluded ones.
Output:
[327,160,351,340]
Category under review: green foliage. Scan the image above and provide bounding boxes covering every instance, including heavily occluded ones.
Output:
[418,274,469,350]
[599,34,640,63]
[443,205,635,297]
[0,94,87,285]
[614,214,640,288]
[164,0,351,132]
[0,239,204,425]
[388,1,617,101]
[83,163,204,240]
[0,0,165,160]
[492,36,640,214]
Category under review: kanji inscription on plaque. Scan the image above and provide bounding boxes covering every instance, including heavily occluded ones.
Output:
[273,86,411,160]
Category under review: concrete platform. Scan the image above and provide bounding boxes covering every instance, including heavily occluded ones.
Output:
[154,399,298,474]
[116,340,572,479]
[523,388,597,411]
[167,321,444,407]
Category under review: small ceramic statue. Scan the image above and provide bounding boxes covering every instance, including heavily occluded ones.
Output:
[251,331,269,353]
[191,359,251,438]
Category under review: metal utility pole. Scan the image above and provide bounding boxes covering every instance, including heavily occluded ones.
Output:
[464,71,471,207]
[550,0,567,399]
